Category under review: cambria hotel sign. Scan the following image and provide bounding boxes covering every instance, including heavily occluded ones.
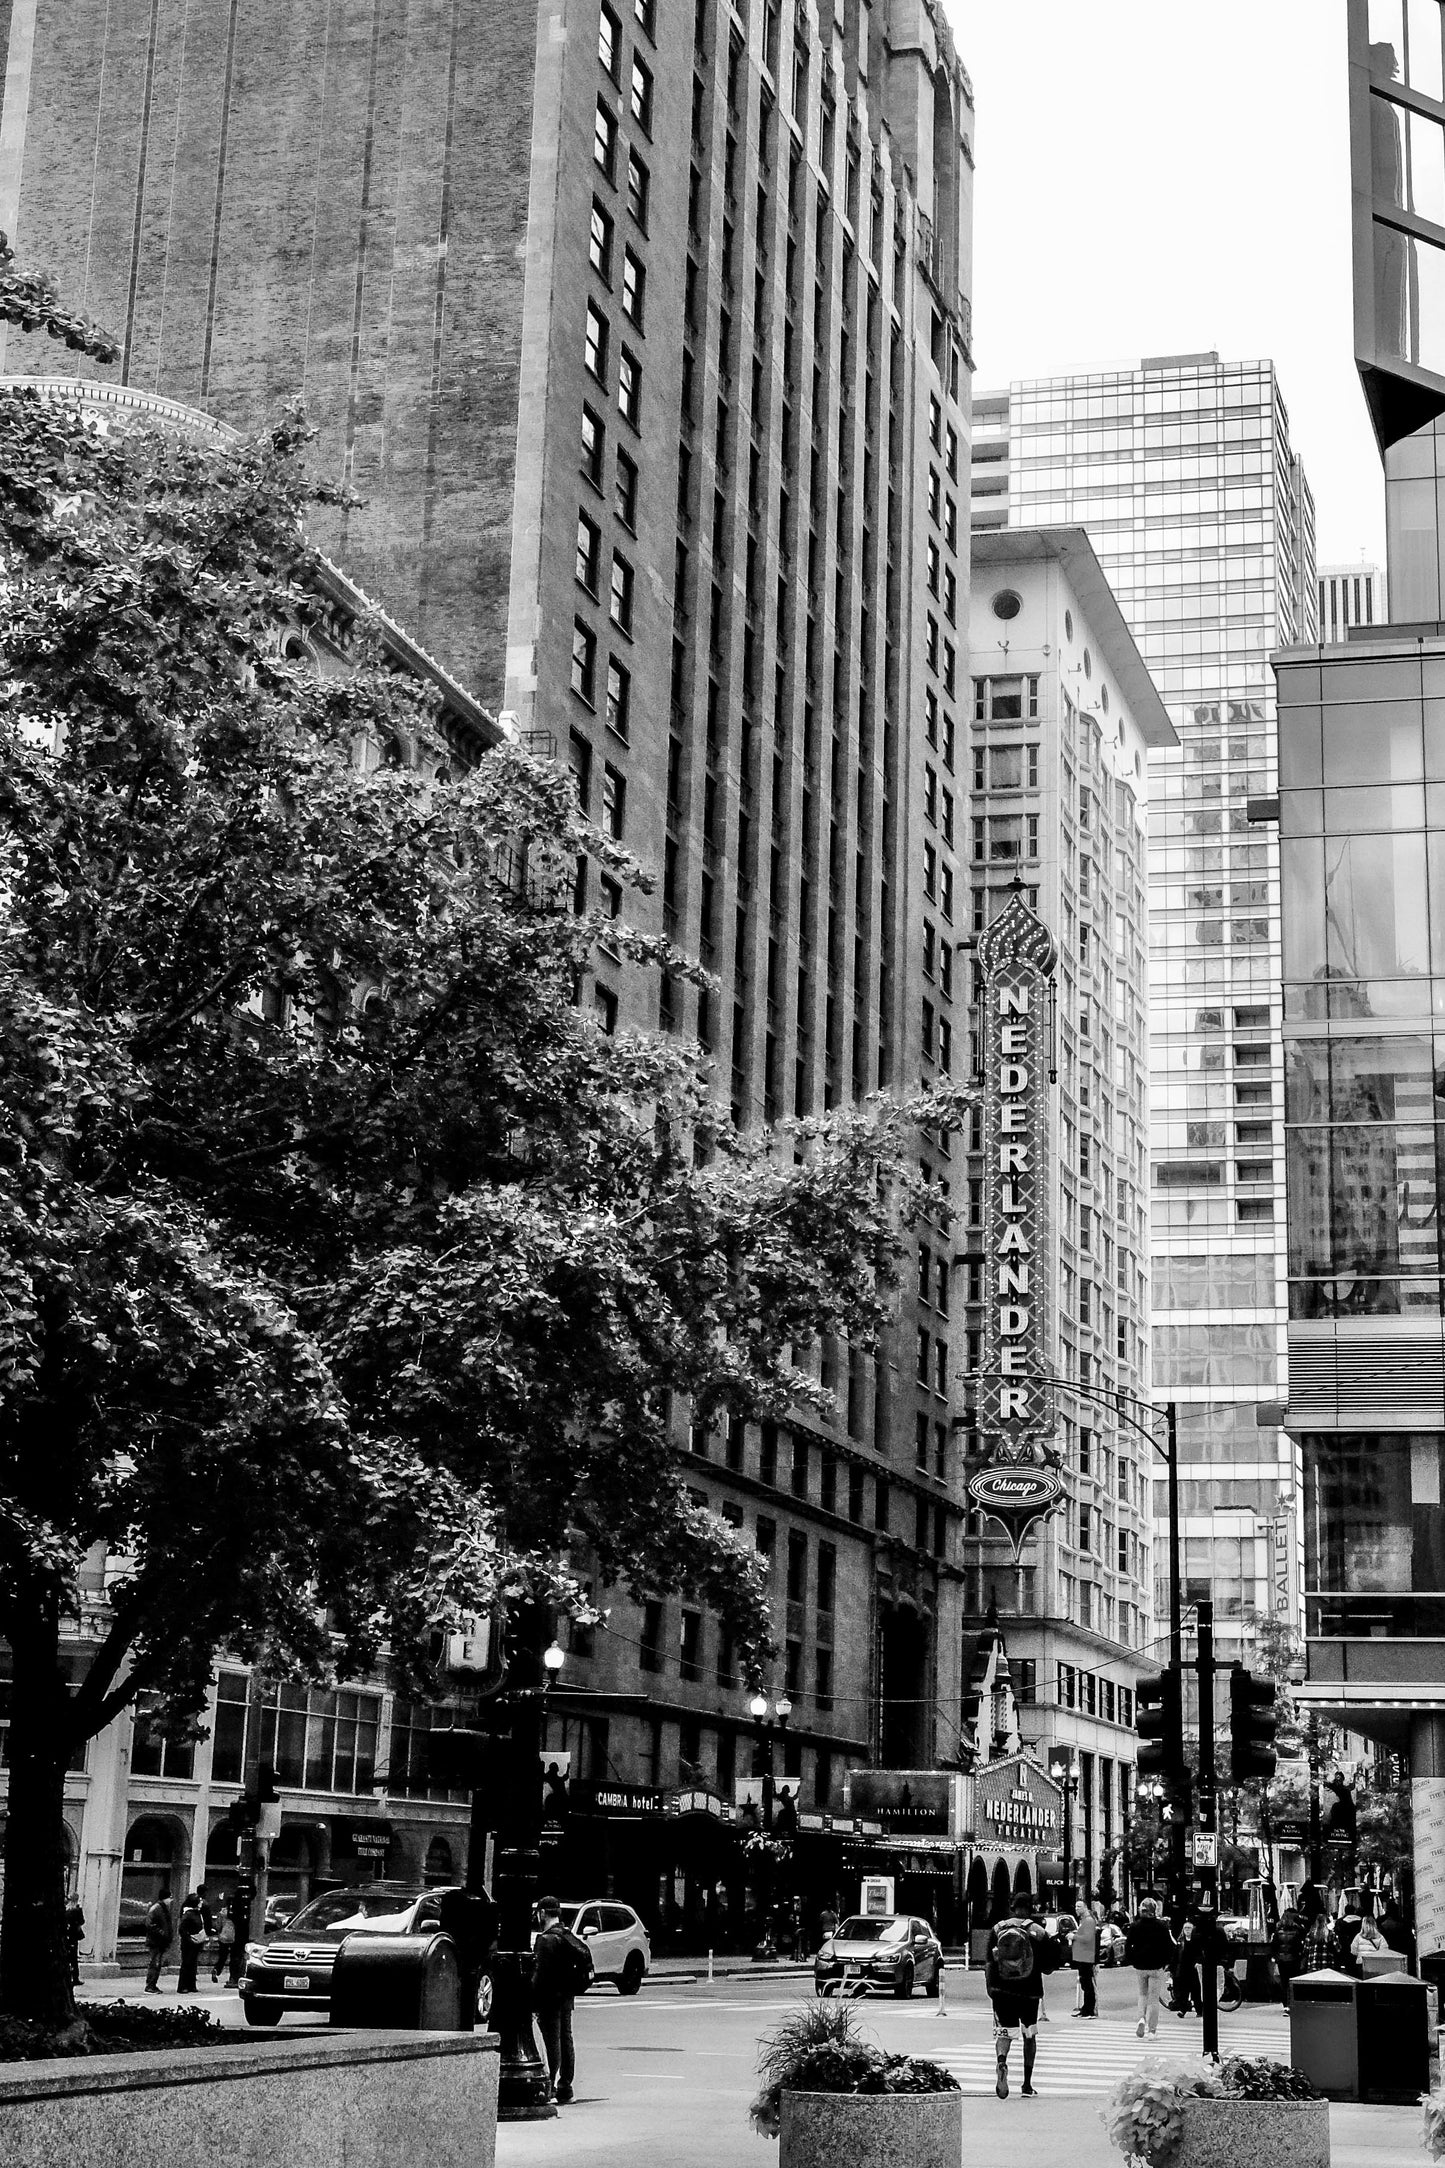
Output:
[967,887,1064,1556]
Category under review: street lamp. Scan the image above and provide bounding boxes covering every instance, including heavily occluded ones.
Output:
[1049,1753,1082,1902]
[746,1690,793,1957]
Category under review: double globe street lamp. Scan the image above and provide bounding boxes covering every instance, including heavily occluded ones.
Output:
[746,1689,794,1957]
[1049,1752,1082,1903]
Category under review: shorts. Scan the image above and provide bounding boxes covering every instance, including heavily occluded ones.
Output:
[990,1989,1041,2031]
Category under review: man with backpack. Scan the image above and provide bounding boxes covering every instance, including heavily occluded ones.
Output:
[532,1895,592,2105]
[984,1894,1051,2099]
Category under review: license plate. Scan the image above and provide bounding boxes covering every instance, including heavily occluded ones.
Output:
[845,1965,863,1976]
[282,1975,311,1993]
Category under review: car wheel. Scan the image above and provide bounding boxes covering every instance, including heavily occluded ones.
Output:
[619,1951,645,1996]
[925,1962,940,1999]
[894,1961,914,2000]
[244,2000,283,2027]
[476,1974,494,2026]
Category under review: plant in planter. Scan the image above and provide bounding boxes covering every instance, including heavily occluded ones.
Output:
[1102,2056,1326,2168]
[1422,2088,1445,2160]
[749,2001,960,2168]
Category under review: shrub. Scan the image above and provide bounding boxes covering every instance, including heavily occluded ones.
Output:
[749,1998,959,2139]
[1102,2056,1321,2167]
[0,2002,221,2062]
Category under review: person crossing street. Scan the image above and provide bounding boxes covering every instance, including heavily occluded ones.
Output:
[984,1894,1051,2099]
[1070,1903,1100,2018]
[1125,1897,1176,2039]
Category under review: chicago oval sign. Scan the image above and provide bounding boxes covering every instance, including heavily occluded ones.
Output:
[967,1467,1063,1515]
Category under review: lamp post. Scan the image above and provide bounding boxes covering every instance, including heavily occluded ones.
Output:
[1050,1753,1082,1904]
[978,1372,1184,1909]
[747,1690,793,1957]
[491,1610,568,2121]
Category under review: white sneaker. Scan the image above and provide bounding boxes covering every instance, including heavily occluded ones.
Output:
[1135,2019,1146,2038]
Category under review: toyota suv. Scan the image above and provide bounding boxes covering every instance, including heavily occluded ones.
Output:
[240,1882,492,2026]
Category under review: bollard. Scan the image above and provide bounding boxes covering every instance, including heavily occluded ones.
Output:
[936,1963,948,2016]
[707,1948,714,1982]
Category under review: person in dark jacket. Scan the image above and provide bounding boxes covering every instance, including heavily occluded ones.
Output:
[1125,1898,1176,2038]
[1271,1902,1305,1998]
[984,1895,1049,2099]
[144,1885,173,1993]
[176,1891,206,1995]
[1171,1911,1204,2017]
[532,1895,586,2104]
[65,1897,85,1986]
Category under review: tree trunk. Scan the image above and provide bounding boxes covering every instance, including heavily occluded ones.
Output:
[0,1605,78,2023]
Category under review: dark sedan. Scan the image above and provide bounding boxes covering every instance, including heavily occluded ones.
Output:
[814,1914,943,1999]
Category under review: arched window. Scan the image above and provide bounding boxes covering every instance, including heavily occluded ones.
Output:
[424,1836,455,1886]
[119,1816,180,1937]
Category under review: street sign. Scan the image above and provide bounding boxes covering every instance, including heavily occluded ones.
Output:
[1192,1831,1217,1867]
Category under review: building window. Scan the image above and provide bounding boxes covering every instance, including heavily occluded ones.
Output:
[585,300,609,385]
[816,1649,834,1712]
[609,553,634,635]
[601,762,626,838]
[594,100,617,182]
[581,404,605,489]
[640,1601,664,1673]
[594,984,618,1033]
[787,1531,808,1602]
[627,148,650,227]
[630,54,654,134]
[680,1610,702,1682]
[576,510,601,594]
[605,656,631,740]
[615,448,639,529]
[590,198,614,281]
[598,2,620,81]
[618,345,641,427]
[621,247,646,327]
[129,1693,196,1780]
[572,619,597,705]
[634,0,655,35]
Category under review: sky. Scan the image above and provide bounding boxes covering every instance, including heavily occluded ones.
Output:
[944,0,1386,573]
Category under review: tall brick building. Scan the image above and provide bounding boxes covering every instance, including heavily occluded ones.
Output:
[0,0,982,1942]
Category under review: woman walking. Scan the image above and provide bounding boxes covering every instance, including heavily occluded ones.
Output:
[1125,1898,1176,2039]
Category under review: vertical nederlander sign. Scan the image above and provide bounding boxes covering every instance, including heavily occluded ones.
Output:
[967,887,1064,1557]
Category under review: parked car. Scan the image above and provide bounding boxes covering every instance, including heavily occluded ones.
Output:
[240,1882,493,2027]
[262,1895,297,1934]
[814,1914,943,1999]
[557,1900,651,1993]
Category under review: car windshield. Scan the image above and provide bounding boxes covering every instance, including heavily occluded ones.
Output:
[280,1887,419,1935]
[836,1917,907,1943]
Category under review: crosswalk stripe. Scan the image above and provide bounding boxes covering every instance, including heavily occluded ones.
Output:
[937,2022,1291,2097]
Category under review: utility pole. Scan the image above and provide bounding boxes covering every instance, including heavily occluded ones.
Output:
[1164,1402,1188,1914]
[1197,1598,1219,2061]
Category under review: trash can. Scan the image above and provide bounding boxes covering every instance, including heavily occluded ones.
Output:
[329,1931,463,2030]
[1288,1967,1359,2099]
[1357,1970,1431,2103]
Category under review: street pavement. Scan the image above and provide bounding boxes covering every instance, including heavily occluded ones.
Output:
[92,1957,1430,2165]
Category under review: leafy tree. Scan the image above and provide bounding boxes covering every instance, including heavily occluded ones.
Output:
[0,390,967,2022]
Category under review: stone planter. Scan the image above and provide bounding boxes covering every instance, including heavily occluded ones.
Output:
[0,2029,498,2168]
[1177,2095,1330,2168]
[779,2088,963,2168]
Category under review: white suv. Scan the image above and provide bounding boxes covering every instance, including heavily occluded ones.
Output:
[561,1899,650,1993]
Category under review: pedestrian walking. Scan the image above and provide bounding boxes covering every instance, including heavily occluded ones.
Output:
[1171,1911,1204,2017]
[144,1884,173,1993]
[531,1894,591,2105]
[1271,1902,1304,2000]
[984,1894,1049,2099]
[176,1890,206,1995]
[65,1896,85,1986]
[211,1894,240,1984]
[1070,1902,1099,2017]
[1125,1897,1176,2039]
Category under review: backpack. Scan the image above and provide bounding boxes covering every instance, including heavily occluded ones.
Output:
[992,1920,1037,1985]
[561,1925,593,1996]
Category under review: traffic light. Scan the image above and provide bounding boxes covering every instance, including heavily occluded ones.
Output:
[1228,1664,1277,1783]
[1135,1666,1181,1781]
[226,1794,260,1834]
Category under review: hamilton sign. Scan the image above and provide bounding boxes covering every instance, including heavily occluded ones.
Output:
[970,887,1064,1558]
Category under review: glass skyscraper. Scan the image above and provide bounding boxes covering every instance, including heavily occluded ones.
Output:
[972,354,1318,1659]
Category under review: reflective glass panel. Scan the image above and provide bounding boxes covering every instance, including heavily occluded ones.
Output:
[1410,0,1445,100]
[1323,832,1431,980]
